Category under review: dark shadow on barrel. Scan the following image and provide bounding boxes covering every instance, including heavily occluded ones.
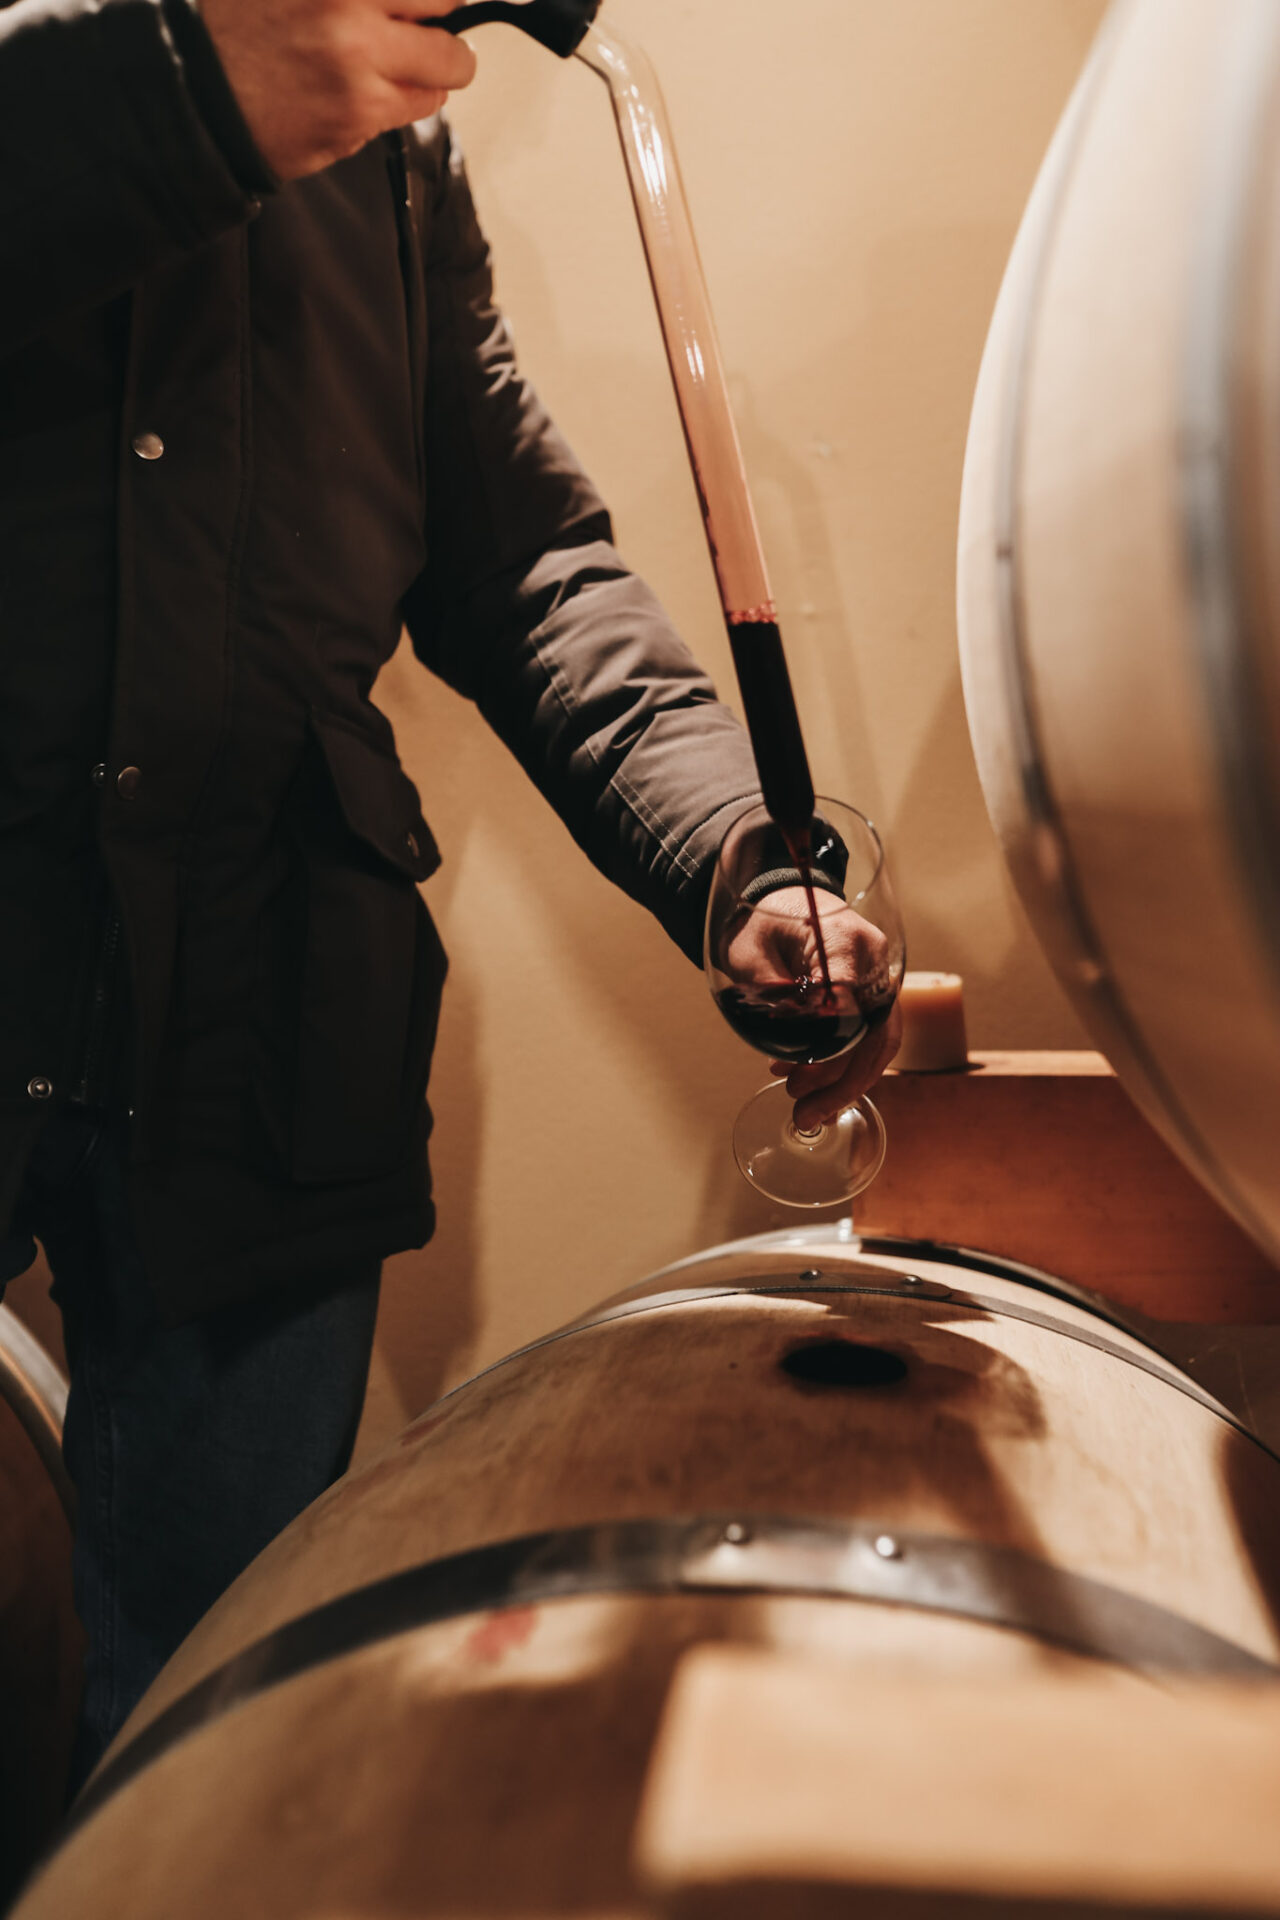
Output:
[659,1879,1266,1920]
[773,1295,1052,1551]
[763,1292,1174,1671]
[1217,1423,1280,1647]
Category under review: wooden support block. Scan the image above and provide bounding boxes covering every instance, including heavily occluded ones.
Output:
[858,1051,1280,1323]
[637,1646,1280,1919]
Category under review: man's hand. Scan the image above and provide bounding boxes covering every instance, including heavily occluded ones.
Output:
[198,0,478,180]
[770,997,902,1130]
[725,885,902,1131]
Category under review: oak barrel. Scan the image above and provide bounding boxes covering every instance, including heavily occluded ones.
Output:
[957,0,1280,1266]
[0,1304,79,1907]
[14,1229,1280,1918]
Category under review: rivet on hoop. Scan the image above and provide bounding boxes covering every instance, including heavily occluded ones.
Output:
[873,1534,903,1561]
[723,1522,753,1547]
[799,1268,823,1282]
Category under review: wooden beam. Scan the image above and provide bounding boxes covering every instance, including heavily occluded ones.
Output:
[857,1051,1280,1323]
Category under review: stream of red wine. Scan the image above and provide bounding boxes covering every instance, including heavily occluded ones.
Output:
[727,615,834,996]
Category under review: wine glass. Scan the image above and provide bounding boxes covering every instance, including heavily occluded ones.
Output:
[705,798,905,1208]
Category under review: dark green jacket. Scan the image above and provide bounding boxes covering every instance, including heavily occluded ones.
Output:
[0,0,758,1317]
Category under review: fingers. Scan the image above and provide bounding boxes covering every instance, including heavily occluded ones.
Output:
[780,1002,904,1131]
[770,1052,845,1096]
[200,0,478,179]
[388,0,465,16]
[381,14,478,90]
[391,85,449,119]
[791,1045,887,1131]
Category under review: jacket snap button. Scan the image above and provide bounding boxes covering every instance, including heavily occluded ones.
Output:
[27,1077,53,1101]
[131,432,165,461]
[406,831,419,860]
[116,766,142,799]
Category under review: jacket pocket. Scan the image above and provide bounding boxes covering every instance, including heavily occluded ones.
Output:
[255,714,447,1186]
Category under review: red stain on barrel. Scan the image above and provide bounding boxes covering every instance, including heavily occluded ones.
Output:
[463,1606,539,1665]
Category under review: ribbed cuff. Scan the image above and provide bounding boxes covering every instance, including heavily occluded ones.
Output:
[739,866,845,906]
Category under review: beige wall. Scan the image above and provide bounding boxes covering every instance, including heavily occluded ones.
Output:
[354,0,1110,1453]
[6,0,1111,1453]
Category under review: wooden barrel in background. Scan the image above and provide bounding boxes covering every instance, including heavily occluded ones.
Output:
[957,0,1280,1268]
[0,1304,80,1908]
[14,1229,1280,1918]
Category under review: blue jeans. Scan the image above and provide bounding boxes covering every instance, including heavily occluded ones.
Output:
[2,1110,381,1793]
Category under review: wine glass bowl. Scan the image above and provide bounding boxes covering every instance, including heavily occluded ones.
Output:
[705,799,905,1207]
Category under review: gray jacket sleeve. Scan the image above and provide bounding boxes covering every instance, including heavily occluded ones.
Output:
[0,0,273,353]
[401,120,761,964]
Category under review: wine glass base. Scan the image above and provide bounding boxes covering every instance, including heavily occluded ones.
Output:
[732,1082,887,1208]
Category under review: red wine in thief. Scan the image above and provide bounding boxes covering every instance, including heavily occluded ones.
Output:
[714,980,893,1064]
[728,615,834,992]
[727,618,814,837]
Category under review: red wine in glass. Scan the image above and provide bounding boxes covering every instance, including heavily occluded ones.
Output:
[727,617,814,835]
[704,797,905,1207]
[713,979,893,1063]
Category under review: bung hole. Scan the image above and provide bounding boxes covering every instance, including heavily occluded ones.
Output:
[780,1340,908,1390]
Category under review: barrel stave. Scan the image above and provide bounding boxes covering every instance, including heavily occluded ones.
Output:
[120,1254,1280,1740]
[18,1593,1150,1920]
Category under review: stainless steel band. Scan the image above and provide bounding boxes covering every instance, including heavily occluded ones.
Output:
[60,1512,1279,1856]
[438,1253,1267,1455]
